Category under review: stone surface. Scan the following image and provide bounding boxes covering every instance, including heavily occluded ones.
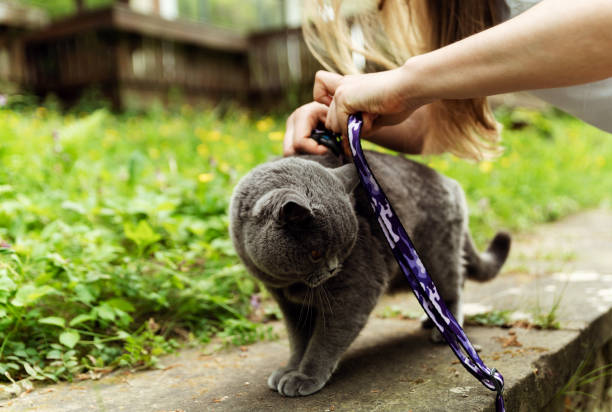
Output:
[2,210,611,412]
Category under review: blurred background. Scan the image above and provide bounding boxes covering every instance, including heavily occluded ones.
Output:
[0,0,317,110]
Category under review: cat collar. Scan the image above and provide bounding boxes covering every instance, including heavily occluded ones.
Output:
[309,123,344,157]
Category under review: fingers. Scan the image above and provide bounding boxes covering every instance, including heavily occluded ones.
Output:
[324,97,348,137]
[283,113,297,156]
[283,102,329,156]
[362,112,379,136]
[313,71,343,106]
[315,71,358,136]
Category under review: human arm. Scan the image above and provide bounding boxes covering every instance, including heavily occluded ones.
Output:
[321,0,612,137]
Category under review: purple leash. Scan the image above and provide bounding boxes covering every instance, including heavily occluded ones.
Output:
[340,113,505,411]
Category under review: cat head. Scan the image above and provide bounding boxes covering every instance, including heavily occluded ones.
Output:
[231,158,360,288]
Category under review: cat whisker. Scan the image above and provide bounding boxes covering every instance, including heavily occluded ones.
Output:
[316,288,327,334]
[320,285,334,317]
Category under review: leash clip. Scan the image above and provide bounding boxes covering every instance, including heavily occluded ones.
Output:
[309,124,343,157]
[489,368,504,397]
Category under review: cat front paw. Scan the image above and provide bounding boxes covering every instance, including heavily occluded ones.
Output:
[267,366,296,391]
[277,371,326,397]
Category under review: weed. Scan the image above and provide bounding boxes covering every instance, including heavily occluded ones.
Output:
[554,351,612,411]
[377,305,419,320]
[465,310,514,327]
[533,280,569,330]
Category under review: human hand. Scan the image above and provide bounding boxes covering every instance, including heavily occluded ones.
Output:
[283,101,330,156]
[314,69,428,137]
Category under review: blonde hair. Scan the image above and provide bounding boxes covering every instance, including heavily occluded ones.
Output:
[303,0,509,160]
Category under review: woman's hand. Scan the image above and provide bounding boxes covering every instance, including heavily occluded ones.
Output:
[283,73,431,156]
[283,101,330,156]
[313,69,429,137]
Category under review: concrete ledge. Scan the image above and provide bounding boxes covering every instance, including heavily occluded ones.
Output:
[2,210,612,411]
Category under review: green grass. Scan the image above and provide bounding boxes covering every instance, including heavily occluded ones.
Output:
[554,351,612,410]
[0,102,611,385]
[422,106,612,246]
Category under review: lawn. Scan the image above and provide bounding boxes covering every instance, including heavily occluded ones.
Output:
[0,102,611,387]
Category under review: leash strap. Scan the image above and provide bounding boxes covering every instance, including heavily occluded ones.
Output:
[345,113,505,411]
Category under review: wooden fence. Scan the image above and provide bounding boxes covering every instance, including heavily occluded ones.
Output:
[0,1,47,92]
[24,4,249,109]
[249,27,322,107]
[15,3,321,110]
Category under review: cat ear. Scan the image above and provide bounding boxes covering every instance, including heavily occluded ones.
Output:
[332,164,360,193]
[252,189,281,218]
[279,198,313,225]
[252,189,312,224]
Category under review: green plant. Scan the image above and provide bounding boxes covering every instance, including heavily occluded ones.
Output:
[377,305,419,320]
[465,310,514,327]
[532,281,568,330]
[554,351,612,411]
[0,103,611,387]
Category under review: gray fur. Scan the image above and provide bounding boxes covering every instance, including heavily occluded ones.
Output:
[229,151,510,397]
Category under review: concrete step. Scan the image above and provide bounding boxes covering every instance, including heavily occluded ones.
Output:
[2,210,612,412]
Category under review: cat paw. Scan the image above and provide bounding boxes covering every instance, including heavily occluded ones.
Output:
[277,371,326,397]
[267,367,296,391]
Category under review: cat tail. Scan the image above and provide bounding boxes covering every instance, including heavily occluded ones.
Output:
[463,231,511,282]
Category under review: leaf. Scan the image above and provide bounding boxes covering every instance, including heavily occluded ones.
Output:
[23,362,38,378]
[124,220,161,249]
[46,350,62,360]
[0,269,16,292]
[11,285,55,307]
[39,317,66,328]
[69,313,95,327]
[105,298,135,312]
[61,200,86,215]
[59,330,80,349]
[96,305,116,321]
[74,284,95,304]
[116,330,130,339]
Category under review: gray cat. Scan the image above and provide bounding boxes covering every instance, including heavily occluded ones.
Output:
[229,151,510,397]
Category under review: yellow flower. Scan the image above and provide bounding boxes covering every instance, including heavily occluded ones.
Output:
[268,131,283,141]
[219,162,231,173]
[256,117,274,132]
[198,173,214,183]
[148,147,160,159]
[479,161,493,173]
[500,157,511,168]
[159,125,171,136]
[595,155,606,168]
[428,158,449,171]
[209,130,221,141]
[197,144,209,157]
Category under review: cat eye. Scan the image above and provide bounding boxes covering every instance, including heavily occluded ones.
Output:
[310,250,323,261]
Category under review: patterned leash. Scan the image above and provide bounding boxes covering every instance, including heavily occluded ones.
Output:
[312,113,505,411]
